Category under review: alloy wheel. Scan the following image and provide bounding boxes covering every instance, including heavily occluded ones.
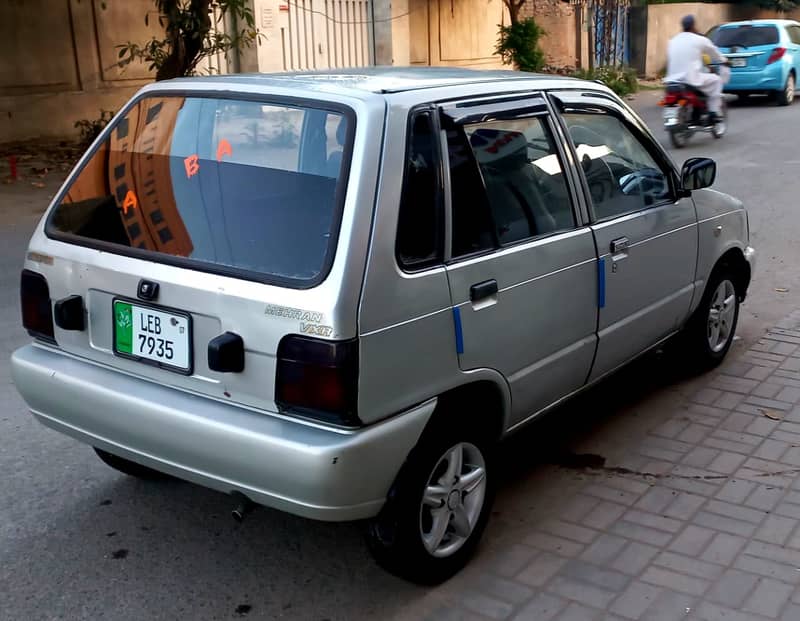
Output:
[707,279,737,353]
[419,442,487,558]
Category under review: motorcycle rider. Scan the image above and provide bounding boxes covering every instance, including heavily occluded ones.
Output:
[665,15,730,123]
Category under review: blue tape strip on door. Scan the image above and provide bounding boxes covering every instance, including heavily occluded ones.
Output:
[452,307,464,354]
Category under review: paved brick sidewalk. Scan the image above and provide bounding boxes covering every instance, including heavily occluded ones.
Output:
[398,312,800,621]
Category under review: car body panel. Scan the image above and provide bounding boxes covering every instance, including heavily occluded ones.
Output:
[10,68,754,522]
[590,200,698,380]
[690,188,752,311]
[446,228,599,425]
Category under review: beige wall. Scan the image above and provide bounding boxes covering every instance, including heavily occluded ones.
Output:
[0,0,160,142]
[2,0,579,141]
[405,0,582,71]
[521,0,582,69]
[644,2,731,76]
[407,0,508,69]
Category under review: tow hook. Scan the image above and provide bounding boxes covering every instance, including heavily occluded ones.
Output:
[231,491,256,523]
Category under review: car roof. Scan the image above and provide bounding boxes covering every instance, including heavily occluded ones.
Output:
[159,66,587,97]
[717,19,797,28]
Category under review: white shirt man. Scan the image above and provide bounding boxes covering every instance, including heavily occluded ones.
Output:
[665,15,729,116]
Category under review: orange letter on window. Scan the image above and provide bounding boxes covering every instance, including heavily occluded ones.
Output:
[216,139,233,162]
[122,190,138,215]
[184,154,200,178]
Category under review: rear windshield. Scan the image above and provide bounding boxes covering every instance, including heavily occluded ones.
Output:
[49,95,352,286]
[712,25,779,47]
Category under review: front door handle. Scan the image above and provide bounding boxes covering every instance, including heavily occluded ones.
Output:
[470,279,498,303]
[610,237,629,255]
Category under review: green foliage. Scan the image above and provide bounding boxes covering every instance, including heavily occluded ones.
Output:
[571,66,640,97]
[755,0,799,10]
[74,110,115,148]
[115,0,258,81]
[496,19,547,73]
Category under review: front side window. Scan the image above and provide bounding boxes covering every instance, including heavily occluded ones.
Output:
[447,127,496,258]
[563,113,670,220]
[49,96,351,285]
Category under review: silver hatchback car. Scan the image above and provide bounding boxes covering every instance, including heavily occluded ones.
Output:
[12,68,754,583]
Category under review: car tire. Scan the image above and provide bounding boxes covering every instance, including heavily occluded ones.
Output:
[777,73,795,106]
[681,269,740,371]
[669,128,686,149]
[365,414,495,585]
[94,447,170,480]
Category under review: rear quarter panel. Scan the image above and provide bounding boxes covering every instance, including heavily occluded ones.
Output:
[357,98,463,426]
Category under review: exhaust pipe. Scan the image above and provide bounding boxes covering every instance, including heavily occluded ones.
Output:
[231,491,256,523]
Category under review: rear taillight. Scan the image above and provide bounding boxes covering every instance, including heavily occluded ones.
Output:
[275,335,359,426]
[20,269,55,343]
[767,47,786,64]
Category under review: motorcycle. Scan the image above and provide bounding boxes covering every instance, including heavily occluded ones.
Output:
[661,61,729,149]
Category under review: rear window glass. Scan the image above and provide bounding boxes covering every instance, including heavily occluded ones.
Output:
[49,96,352,286]
[712,25,779,47]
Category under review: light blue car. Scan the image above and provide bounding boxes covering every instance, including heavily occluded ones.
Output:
[708,19,800,105]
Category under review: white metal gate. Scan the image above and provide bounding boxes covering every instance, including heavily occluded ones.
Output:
[196,5,234,75]
[280,0,375,70]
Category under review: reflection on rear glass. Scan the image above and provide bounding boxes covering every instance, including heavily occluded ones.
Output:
[58,97,193,256]
[50,96,350,285]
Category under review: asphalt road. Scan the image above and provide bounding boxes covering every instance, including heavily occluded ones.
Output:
[1,91,799,621]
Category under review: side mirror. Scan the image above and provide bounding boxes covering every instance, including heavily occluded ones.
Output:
[681,157,717,192]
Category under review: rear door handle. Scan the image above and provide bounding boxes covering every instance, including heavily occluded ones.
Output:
[470,279,498,303]
[610,237,629,255]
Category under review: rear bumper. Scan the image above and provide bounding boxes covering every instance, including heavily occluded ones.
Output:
[724,64,785,92]
[11,344,434,521]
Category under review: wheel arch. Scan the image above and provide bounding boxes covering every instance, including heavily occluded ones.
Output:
[431,379,509,443]
[383,377,509,502]
[707,246,751,302]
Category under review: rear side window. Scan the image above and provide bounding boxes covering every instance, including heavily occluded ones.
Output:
[447,128,496,258]
[49,96,352,286]
[464,116,575,244]
[396,112,442,269]
[713,25,779,47]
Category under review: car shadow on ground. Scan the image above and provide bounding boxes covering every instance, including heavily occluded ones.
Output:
[727,94,777,109]
[498,342,699,481]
